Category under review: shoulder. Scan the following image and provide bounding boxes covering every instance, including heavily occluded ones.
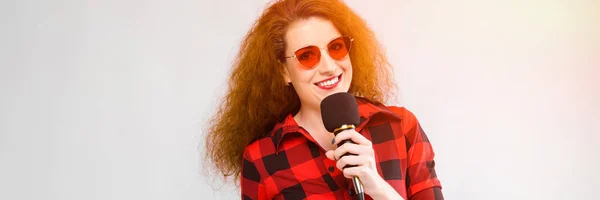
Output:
[243,136,275,163]
[386,106,423,139]
[386,106,419,126]
[243,139,261,161]
[355,96,420,125]
[242,117,288,162]
[355,97,423,139]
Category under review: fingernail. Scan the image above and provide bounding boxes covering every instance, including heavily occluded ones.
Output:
[331,138,335,145]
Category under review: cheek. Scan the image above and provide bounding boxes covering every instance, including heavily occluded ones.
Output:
[342,61,353,74]
[340,58,352,70]
[343,62,353,84]
[288,67,313,83]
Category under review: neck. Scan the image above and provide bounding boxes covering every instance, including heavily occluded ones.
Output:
[293,104,337,151]
[293,105,329,134]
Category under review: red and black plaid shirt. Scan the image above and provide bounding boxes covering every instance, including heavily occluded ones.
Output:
[241,98,443,200]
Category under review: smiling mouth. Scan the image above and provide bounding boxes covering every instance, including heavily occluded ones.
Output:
[314,74,342,90]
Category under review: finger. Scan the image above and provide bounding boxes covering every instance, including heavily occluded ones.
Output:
[335,155,368,171]
[333,129,372,147]
[325,150,335,160]
[335,142,374,162]
[342,165,368,179]
[333,143,362,161]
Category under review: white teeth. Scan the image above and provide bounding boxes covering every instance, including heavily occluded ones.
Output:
[318,76,339,87]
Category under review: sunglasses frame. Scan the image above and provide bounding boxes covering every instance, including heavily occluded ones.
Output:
[283,36,354,69]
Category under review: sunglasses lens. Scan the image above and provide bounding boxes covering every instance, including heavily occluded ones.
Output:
[294,46,321,69]
[292,36,353,69]
[327,37,351,60]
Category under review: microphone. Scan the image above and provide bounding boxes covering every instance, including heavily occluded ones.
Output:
[320,92,364,200]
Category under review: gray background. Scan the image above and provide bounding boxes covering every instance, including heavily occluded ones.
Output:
[1,0,599,199]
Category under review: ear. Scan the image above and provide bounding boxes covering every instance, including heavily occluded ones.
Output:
[282,64,292,84]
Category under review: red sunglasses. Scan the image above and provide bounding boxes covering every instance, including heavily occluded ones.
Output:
[284,36,354,69]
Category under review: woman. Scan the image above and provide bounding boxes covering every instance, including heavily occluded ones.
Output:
[205,0,443,199]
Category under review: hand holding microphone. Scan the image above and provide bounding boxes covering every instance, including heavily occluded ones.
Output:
[326,129,377,178]
[321,92,392,200]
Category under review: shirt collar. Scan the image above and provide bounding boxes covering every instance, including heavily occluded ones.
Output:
[269,97,403,154]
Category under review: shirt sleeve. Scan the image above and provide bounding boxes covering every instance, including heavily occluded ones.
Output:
[240,149,267,200]
[390,107,444,200]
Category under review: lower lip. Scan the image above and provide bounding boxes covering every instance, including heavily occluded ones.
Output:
[315,75,342,90]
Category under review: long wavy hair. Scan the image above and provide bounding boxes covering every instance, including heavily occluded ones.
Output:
[204,0,395,182]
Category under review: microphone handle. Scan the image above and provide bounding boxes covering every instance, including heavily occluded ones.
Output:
[334,129,364,200]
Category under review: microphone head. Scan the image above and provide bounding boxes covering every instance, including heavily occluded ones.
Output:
[320,92,360,133]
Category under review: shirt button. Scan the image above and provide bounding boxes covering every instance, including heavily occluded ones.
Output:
[328,166,334,172]
[348,189,355,196]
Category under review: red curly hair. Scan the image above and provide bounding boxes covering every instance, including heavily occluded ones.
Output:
[204,0,395,182]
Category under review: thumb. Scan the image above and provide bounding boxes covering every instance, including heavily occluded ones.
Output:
[325,150,335,160]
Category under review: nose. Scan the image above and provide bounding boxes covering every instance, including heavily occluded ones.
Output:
[317,49,336,75]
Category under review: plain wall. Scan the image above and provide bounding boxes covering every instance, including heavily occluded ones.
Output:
[1,0,598,199]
